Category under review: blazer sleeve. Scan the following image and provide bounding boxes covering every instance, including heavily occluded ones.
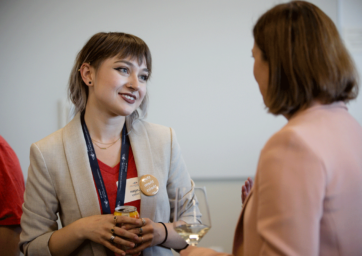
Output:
[20,143,59,256]
[255,129,326,255]
[166,128,197,224]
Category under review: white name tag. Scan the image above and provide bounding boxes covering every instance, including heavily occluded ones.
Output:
[117,177,141,203]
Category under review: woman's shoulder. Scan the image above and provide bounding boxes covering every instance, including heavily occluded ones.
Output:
[130,119,180,150]
[133,119,169,130]
[262,125,304,152]
[32,114,81,152]
[32,115,82,155]
[260,108,330,162]
[132,119,172,137]
[31,128,65,153]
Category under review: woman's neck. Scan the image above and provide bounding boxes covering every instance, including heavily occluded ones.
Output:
[284,100,322,121]
[84,104,125,143]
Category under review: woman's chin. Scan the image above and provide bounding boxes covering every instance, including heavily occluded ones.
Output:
[113,109,137,118]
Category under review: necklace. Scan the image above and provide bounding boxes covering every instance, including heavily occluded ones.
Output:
[92,137,120,145]
[92,137,120,150]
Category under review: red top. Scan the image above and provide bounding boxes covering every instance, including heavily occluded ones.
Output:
[0,135,25,225]
[94,146,141,214]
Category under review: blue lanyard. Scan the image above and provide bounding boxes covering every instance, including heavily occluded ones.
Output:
[81,112,130,214]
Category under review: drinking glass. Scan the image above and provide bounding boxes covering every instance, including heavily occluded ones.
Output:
[173,187,211,246]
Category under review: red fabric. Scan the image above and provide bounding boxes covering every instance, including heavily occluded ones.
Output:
[94,146,141,214]
[0,136,25,226]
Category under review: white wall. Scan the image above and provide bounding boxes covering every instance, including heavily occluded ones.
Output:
[0,0,349,181]
[1,0,361,254]
[339,0,362,125]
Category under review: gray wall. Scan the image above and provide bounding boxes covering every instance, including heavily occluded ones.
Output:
[1,0,354,180]
[0,0,361,254]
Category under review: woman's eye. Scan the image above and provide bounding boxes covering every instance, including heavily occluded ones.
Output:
[139,75,149,82]
[116,67,129,74]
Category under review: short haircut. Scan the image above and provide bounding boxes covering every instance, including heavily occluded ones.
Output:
[68,32,152,125]
[253,1,359,116]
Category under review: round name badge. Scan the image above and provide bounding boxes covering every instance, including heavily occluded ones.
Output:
[139,175,159,196]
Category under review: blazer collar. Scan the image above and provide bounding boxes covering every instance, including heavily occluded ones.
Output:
[61,114,160,255]
[62,115,157,220]
[232,187,253,255]
[62,112,101,218]
[241,187,253,213]
[126,118,157,219]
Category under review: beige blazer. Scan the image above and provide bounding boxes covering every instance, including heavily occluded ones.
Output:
[233,102,362,256]
[20,113,194,256]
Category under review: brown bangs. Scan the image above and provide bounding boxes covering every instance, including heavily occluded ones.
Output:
[68,32,152,120]
[82,32,152,77]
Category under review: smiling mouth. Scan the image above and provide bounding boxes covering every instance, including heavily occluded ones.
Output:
[119,93,136,104]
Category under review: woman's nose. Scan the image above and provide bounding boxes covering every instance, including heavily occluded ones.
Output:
[127,74,139,90]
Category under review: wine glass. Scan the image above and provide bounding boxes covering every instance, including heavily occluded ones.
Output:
[173,187,211,246]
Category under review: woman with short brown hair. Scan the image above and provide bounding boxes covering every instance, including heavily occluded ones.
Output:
[182,1,362,255]
[253,0,358,116]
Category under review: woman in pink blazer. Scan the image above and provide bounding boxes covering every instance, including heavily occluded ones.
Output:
[182,1,362,255]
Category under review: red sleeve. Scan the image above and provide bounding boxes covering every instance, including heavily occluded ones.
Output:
[0,136,25,225]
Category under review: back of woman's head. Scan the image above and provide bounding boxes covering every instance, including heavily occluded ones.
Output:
[253,1,359,116]
[68,32,152,120]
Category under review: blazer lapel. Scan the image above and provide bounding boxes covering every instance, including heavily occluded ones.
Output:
[242,187,253,212]
[62,113,101,218]
[232,188,253,255]
[126,119,157,219]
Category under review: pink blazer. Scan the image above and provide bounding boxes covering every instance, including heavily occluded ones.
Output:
[233,102,362,256]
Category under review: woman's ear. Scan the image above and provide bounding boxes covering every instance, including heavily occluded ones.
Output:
[79,63,94,87]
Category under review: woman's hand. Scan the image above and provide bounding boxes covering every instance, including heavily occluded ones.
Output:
[120,218,165,255]
[49,214,142,256]
[241,177,253,204]
[80,214,142,256]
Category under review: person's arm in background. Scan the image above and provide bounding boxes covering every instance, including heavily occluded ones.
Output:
[0,225,22,256]
[0,136,25,256]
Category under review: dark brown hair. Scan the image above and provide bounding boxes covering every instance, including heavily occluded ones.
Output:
[253,1,359,116]
[68,32,152,122]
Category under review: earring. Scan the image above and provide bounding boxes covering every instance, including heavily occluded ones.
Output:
[89,81,91,85]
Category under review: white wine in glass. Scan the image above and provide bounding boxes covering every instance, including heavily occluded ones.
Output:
[174,187,211,246]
